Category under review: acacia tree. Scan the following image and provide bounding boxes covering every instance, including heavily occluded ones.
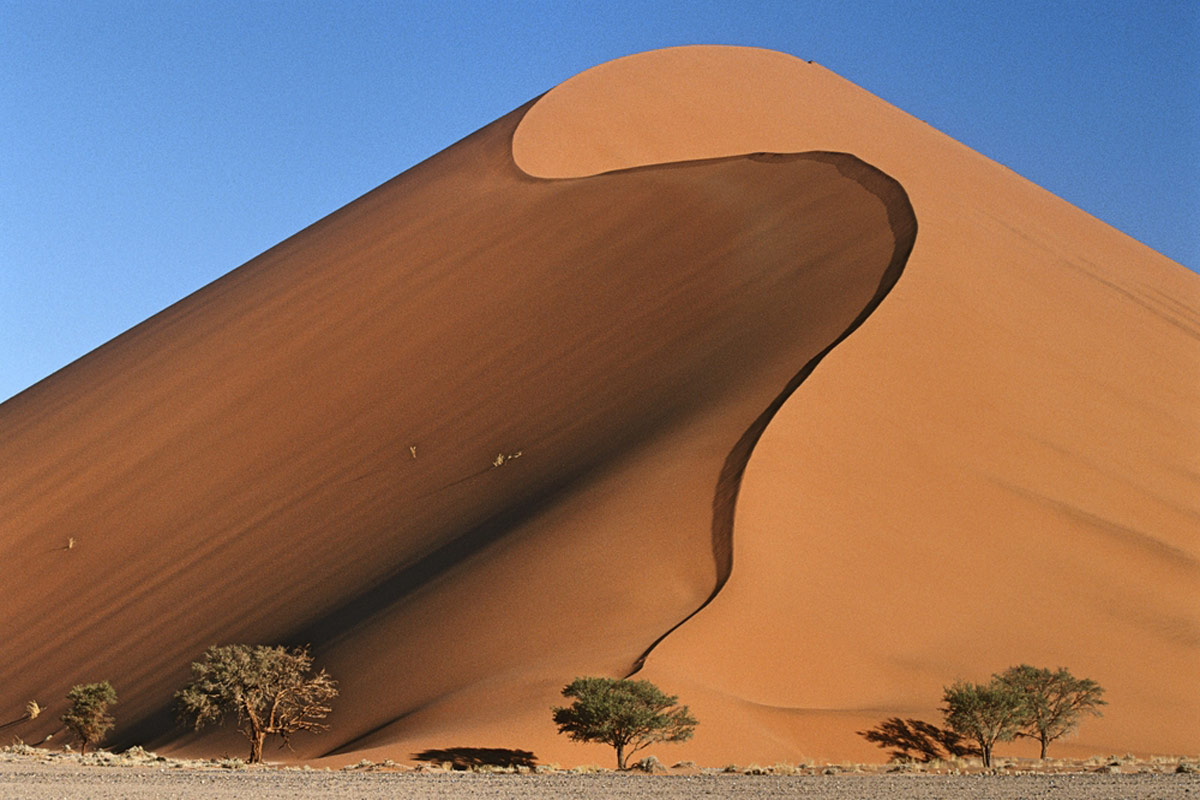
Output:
[174,644,337,764]
[995,665,1106,758]
[552,677,697,769]
[61,682,117,754]
[941,679,1027,768]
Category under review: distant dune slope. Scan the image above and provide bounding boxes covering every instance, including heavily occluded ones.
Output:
[0,67,914,762]
[2,46,1195,767]
[516,46,1199,762]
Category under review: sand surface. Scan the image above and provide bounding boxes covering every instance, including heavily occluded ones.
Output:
[1,46,1196,766]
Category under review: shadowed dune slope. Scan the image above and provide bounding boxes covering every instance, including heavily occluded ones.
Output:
[516,46,1199,763]
[0,76,915,763]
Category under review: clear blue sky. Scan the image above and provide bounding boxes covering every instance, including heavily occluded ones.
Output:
[2,1,1197,402]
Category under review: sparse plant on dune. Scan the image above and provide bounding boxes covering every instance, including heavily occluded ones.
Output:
[61,682,116,754]
[174,644,337,764]
[491,450,523,468]
[552,676,697,770]
[24,701,41,720]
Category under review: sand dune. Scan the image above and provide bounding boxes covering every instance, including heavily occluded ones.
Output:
[1,46,1195,766]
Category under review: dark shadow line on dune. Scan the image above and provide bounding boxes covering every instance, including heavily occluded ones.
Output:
[284,475,591,652]
[111,461,602,753]
[114,469,593,753]
[628,153,917,675]
[319,702,436,758]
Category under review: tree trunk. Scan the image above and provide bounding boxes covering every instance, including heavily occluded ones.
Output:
[249,730,265,764]
[981,742,992,769]
[80,739,88,756]
[616,742,625,771]
[1039,737,1048,759]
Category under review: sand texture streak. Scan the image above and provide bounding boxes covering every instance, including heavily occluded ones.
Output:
[1,46,1195,766]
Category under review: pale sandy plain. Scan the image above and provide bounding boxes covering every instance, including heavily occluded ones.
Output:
[0,46,1196,770]
[1,749,1197,800]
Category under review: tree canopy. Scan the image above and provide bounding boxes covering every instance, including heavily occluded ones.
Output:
[995,664,1105,758]
[61,682,117,754]
[551,676,697,769]
[174,644,337,763]
[941,679,1027,768]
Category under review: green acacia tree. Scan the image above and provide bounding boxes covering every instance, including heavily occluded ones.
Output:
[941,679,1027,768]
[174,644,337,764]
[61,682,117,754]
[552,676,697,769]
[995,665,1105,758]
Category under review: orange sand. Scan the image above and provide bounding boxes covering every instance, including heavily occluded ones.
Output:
[0,46,1195,766]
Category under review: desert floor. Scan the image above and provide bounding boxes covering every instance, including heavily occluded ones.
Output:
[1,764,1195,800]
[2,749,1197,799]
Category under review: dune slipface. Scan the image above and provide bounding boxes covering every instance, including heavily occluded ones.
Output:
[2,46,1196,766]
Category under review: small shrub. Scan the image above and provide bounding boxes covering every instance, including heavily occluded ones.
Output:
[471,763,512,773]
[635,754,663,772]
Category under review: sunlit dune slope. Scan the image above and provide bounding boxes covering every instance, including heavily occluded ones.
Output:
[514,46,1198,763]
[0,66,914,763]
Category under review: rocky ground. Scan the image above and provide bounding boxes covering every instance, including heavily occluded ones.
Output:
[1,746,1196,799]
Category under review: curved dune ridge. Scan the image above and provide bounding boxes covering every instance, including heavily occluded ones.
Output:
[0,65,914,763]
[1,45,1196,767]
[514,46,1199,763]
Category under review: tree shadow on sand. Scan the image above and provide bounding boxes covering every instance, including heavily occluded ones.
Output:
[858,717,981,762]
[412,747,537,769]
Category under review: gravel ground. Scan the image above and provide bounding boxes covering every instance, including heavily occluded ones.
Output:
[1,762,1196,800]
